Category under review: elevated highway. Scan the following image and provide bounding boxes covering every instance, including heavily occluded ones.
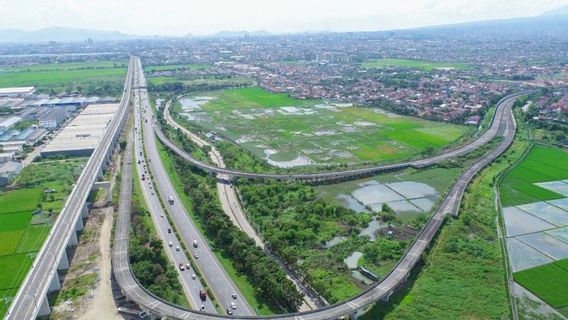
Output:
[110,59,529,319]
[5,57,136,320]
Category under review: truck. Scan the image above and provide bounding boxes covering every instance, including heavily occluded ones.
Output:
[199,290,207,301]
[168,196,174,205]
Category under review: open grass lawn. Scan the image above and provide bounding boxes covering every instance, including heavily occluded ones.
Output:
[500,145,568,206]
[361,58,470,71]
[1,60,127,72]
[514,259,568,309]
[181,87,469,166]
[0,67,126,87]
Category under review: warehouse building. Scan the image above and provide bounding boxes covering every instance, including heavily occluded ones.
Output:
[39,108,68,129]
[0,116,22,130]
[41,103,119,157]
[0,87,35,97]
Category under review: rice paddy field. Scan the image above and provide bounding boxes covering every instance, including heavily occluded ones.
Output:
[177,87,470,167]
[0,60,127,89]
[0,159,86,318]
[514,259,568,314]
[500,146,568,207]
[361,58,470,71]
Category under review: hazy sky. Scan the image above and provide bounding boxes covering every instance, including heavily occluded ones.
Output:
[0,0,566,35]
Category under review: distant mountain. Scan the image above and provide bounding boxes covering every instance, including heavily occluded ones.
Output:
[210,30,272,38]
[0,27,139,43]
[541,5,568,17]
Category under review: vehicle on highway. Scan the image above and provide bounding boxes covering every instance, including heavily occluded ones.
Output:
[230,302,236,310]
[191,274,196,280]
[175,246,180,251]
[178,263,185,271]
[167,228,171,233]
[232,293,237,299]
[193,240,198,248]
[200,305,206,312]
[141,174,145,181]
[227,308,233,315]
[199,290,207,301]
[168,241,173,247]
[194,253,199,259]
[186,263,191,269]
[168,195,175,205]
[160,213,163,217]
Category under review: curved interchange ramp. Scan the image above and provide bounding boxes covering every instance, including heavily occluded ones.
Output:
[112,59,529,320]
[154,91,527,182]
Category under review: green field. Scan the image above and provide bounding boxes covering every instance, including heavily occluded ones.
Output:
[179,87,469,166]
[361,58,470,71]
[0,60,127,95]
[514,259,568,310]
[500,145,568,206]
[0,159,86,318]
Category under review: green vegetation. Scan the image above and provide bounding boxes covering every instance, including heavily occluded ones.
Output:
[514,259,568,311]
[500,145,568,206]
[53,273,97,305]
[361,58,470,71]
[129,161,188,306]
[156,119,303,313]
[0,159,86,318]
[178,87,469,167]
[0,60,127,96]
[361,127,530,320]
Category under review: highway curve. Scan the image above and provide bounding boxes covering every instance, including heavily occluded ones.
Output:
[110,61,529,318]
[154,90,529,182]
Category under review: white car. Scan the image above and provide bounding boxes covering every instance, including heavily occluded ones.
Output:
[194,253,199,259]
[186,263,191,269]
[168,241,173,247]
[175,246,180,251]
[200,305,206,311]
[191,274,196,280]
[232,293,237,299]
[230,302,236,310]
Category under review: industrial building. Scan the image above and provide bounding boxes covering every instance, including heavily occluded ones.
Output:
[39,108,68,129]
[0,87,35,97]
[0,116,22,130]
[41,103,119,157]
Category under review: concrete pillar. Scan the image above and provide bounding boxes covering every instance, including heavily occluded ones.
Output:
[380,291,393,302]
[75,217,84,232]
[82,205,89,218]
[58,253,69,271]
[69,231,78,246]
[48,272,61,293]
[37,295,51,317]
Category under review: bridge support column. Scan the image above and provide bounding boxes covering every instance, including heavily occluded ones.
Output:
[82,205,89,218]
[58,253,69,271]
[38,295,51,317]
[75,216,84,232]
[48,272,61,293]
[380,290,394,302]
[68,231,78,246]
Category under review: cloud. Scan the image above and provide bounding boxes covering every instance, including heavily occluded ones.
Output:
[0,0,565,35]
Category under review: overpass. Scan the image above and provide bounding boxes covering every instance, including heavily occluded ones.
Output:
[110,60,528,319]
[4,56,136,320]
[154,91,530,183]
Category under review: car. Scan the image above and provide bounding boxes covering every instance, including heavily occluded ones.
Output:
[176,246,180,251]
[194,253,199,259]
[160,213,163,217]
[186,263,191,269]
[167,228,172,233]
[200,305,206,311]
[230,302,237,310]
[178,263,185,271]
[232,293,237,299]
[193,240,198,248]
[191,274,196,280]
[168,241,173,247]
[226,308,233,315]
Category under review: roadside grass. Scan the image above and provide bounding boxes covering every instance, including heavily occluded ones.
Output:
[1,60,127,72]
[181,87,469,166]
[500,145,568,206]
[361,58,470,71]
[53,273,97,305]
[15,225,51,253]
[0,253,34,291]
[155,138,275,314]
[360,132,529,319]
[514,259,568,309]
